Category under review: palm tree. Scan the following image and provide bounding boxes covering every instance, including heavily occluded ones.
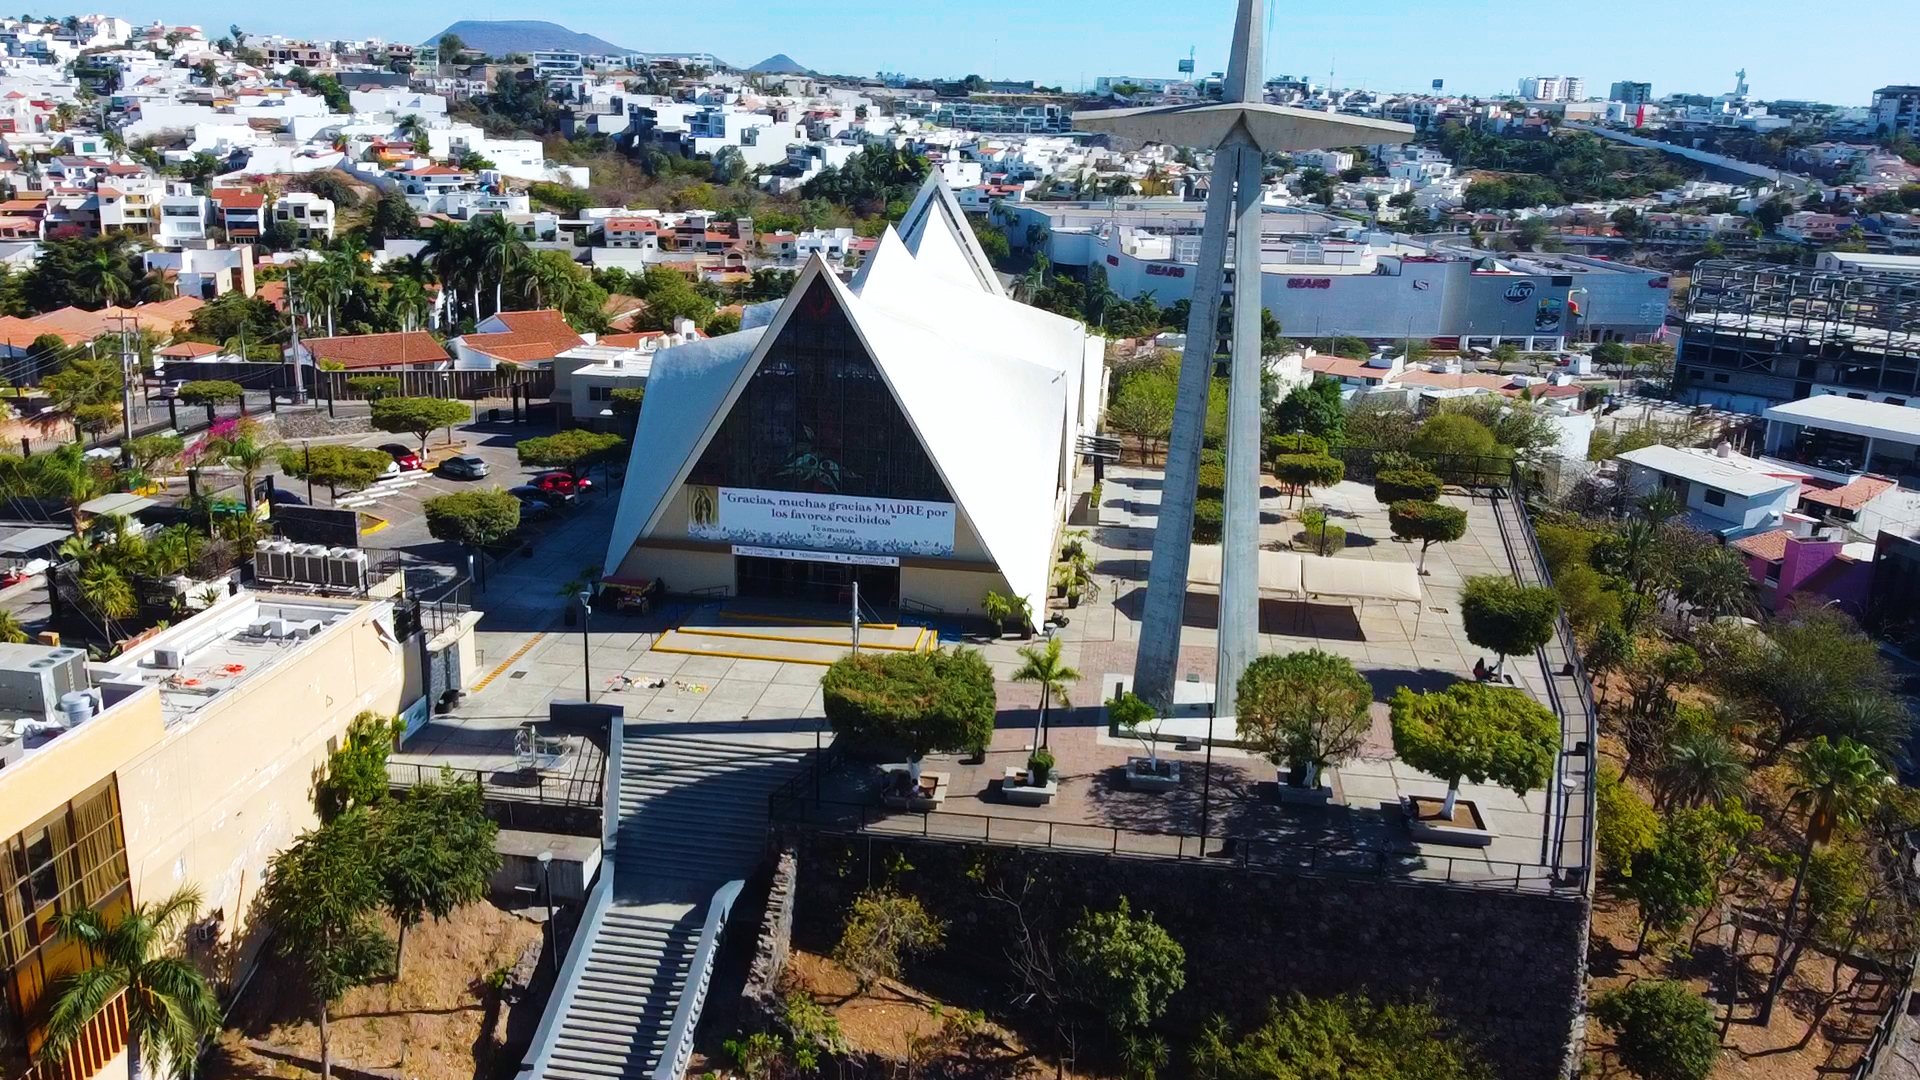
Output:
[1012,636,1079,752]
[1822,692,1910,767]
[223,435,271,514]
[396,113,428,150]
[1757,736,1888,1023]
[74,252,131,309]
[41,885,220,1080]
[381,275,432,332]
[421,220,479,324]
[470,214,527,316]
[1656,730,1746,808]
[34,443,106,534]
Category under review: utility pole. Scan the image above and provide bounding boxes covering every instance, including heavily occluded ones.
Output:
[850,579,861,655]
[111,314,136,469]
[287,267,306,405]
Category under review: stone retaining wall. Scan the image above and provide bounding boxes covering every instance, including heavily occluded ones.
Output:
[781,829,1588,1080]
[740,848,799,1031]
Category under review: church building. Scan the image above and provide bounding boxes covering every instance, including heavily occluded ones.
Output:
[602,175,1106,619]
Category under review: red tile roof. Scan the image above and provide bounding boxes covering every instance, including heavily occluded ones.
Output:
[210,189,266,209]
[301,331,449,370]
[1733,529,1790,562]
[1798,474,1896,511]
[460,309,584,364]
[158,341,222,358]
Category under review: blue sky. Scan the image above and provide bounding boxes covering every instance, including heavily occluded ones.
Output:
[110,0,1910,107]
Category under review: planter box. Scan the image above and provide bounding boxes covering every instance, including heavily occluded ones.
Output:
[1124,757,1181,792]
[880,768,949,812]
[1001,767,1058,806]
[1273,765,1338,805]
[1400,795,1496,847]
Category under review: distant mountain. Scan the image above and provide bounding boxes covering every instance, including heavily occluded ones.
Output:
[748,54,812,75]
[425,20,634,58]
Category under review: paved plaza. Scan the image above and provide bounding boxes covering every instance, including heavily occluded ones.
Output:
[403,462,1565,886]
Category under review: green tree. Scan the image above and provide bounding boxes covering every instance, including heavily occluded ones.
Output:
[374,776,500,972]
[1106,377,1176,464]
[1190,993,1490,1080]
[1622,803,1748,953]
[1271,377,1345,441]
[41,886,221,1080]
[1388,500,1467,573]
[1459,575,1558,673]
[1411,414,1510,484]
[1657,731,1747,809]
[125,433,185,477]
[423,488,521,548]
[1062,897,1186,1033]
[258,809,396,1080]
[1271,453,1344,505]
[370,396,468,455]
[316,711,400,822]
[366,191,419,242]
[1591,980,1719,1080]
[832,888,945,993]
[610,387,645,420]
[515,429,626,470]
[1759,736,1889,1023]
[1012,635,1080,752]
[1389,681,1558,818]
[1235,649,1373,788]
[276,444,394,502]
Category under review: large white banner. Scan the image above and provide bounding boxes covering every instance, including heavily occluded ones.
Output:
[687,486,956,556]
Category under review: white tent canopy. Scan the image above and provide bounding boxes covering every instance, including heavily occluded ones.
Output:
[1186,545,1421,604]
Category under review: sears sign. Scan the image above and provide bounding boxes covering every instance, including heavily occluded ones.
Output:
[1503,280,1536,303]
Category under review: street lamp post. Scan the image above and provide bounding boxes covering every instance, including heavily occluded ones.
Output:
[536,850,556,971]
[578,590,593,702]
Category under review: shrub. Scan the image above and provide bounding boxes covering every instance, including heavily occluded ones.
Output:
[178,379,243,406]
[1063,897,1186,1033]
[820,648,995,758]
[1272,453,1345,493]
[1374,468,1443,505]
[517,429,627,469]
[1267,432,1328,458]
[833,888,945,993]
[1387,500,1467,571]
[1591,980,1719,1080]
[345,375,400,400]
[1028,747,1055,783]
[1196,462,1225,499]
[370,396,468,453]
[1191,993,1490,1080]
[1596,765,1658,877]
[1192,498,1223,542]
[1199,448,1225,468]
[1296,508,1346,555]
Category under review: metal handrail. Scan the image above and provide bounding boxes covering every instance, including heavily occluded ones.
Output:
[651,879,744,1080]
[385,760,604,807]
[772,790,1579,897]
[520,869,614,1080]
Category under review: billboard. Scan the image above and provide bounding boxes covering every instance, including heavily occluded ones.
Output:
[1432,78,1444,91]
[687,486,957,557]
[1463,275,1574,338]
[1178,58,1195,74]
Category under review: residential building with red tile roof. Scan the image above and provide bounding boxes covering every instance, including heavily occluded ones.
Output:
[0,297,206,353]
[288,332,451,372]
[450,309,584,369]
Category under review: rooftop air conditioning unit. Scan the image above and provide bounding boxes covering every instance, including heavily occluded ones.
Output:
[152,647,185,669]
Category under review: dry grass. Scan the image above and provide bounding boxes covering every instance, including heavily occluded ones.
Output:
[207,901,543,1080]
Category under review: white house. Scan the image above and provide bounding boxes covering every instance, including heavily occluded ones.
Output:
[1617,443,1803,537]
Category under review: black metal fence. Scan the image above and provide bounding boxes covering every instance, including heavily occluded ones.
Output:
[387,760,604,808]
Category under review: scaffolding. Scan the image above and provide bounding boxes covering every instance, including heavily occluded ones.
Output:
[1681,261,1920,395]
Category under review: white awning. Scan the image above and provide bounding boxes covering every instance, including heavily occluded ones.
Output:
[1300,556,1422,603]
[1187,545,1422,604]
[1186,546,1302,594]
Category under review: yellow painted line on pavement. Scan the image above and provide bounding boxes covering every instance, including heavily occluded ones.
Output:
[472,633,546,692]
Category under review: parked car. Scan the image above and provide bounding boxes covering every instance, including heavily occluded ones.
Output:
[438,455,489,480]
[509,485,559,519]
[531,471,592,496]
[267,488,307,506]
[377,443,424,471]
[152,378,188,400]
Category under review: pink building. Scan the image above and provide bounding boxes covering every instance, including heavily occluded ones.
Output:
[1731,519,1875,616]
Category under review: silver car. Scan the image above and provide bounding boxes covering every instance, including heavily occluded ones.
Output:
[438,455,490,480]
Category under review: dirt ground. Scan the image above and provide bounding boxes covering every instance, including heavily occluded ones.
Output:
[206,901,544,1080]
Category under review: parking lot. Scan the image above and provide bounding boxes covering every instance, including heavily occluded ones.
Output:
[263,418,624,564]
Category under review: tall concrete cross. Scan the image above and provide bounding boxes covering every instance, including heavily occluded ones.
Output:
[1078,2,1413,715]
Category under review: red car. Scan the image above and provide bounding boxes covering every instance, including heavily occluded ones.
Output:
[532,471,592,496]
[377,443,424,472]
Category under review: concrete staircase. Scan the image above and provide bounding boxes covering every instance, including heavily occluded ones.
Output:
[531,734,810,1080]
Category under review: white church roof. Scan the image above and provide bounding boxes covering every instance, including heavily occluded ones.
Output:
[602,174,1092,616]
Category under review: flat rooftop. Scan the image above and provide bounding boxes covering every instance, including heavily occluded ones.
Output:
[96,593,374,725]
[1766,394,1920,445]
[1618,444,1803,498]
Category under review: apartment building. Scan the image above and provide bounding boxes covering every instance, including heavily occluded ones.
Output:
[0,593,409,1079]
[270,192,334,243]
[1872,85,1920,138]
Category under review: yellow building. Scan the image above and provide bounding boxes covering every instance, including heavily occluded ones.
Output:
[0,592,408,1080]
